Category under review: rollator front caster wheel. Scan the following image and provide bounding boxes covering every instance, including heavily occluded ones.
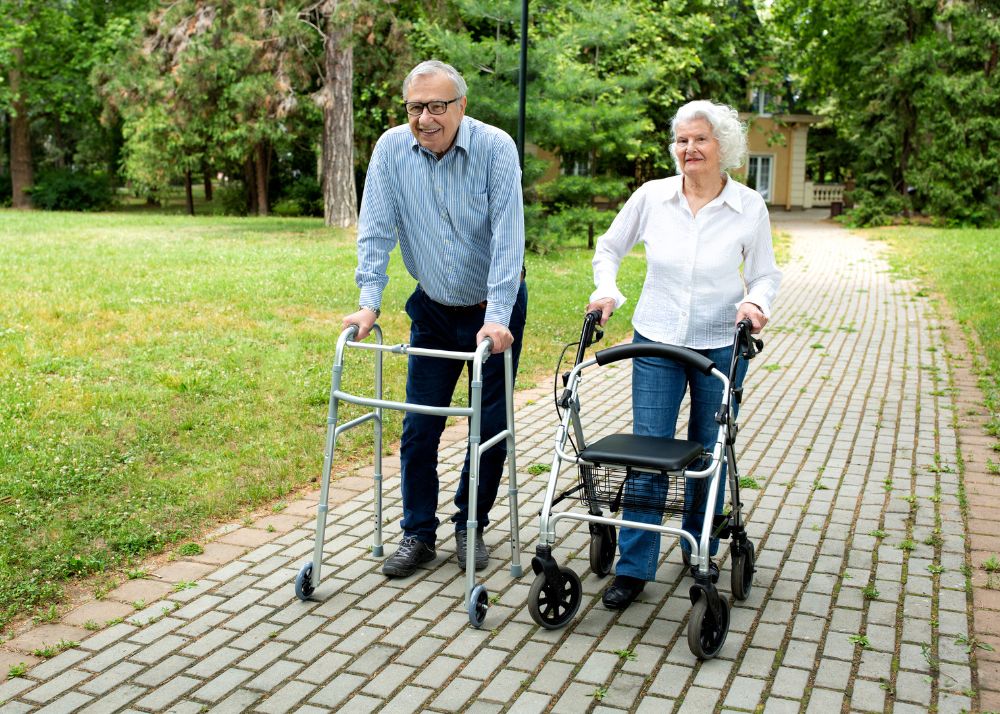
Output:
[687,594,729,659]
[469,584,489,628]
[589,524,617,577]
[528,566,582,630]
[294,562,315,601]
[731,540,755,601]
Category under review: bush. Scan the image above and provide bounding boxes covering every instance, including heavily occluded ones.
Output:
[274,176,323,217]
[217,181,249,216]
[28,169,114,211]
[526,204,615,254]
[0,172,11,207]
[844,188,907,228]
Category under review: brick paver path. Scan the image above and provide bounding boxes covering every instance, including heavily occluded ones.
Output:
[0,214,988,712]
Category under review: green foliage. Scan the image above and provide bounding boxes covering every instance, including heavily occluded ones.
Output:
[28,170,114,211]
[177,543,204,557]
[415,0,770,249]
[273,177,324,218]
[880,225,1000,450]
[217,181,251,216]
[772,0,1000,226]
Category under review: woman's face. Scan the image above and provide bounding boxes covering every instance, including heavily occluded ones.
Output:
[674,118,721,179]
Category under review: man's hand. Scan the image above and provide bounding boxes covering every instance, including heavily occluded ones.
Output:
[736,301,768,333]
[342,307,379,341]
[586,297,617,326]
[477,322,513,354]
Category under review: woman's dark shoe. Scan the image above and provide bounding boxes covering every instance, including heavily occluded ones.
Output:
[602,575,646,610]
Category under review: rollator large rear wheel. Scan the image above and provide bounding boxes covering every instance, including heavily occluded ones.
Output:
[731,540,755,601]
[528,566,582,629]
[589,524,617,577]
[687,595,729,659]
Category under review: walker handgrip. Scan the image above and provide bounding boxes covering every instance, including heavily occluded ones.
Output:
[594,343,715,374]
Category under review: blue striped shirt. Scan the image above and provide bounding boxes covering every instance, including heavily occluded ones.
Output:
[355,116,525,327]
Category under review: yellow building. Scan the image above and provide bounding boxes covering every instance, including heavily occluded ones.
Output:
[736,112,824,210]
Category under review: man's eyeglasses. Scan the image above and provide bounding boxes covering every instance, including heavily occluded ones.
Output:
[403,97,462,117]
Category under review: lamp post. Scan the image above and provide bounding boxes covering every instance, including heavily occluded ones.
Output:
[516,0,528,172]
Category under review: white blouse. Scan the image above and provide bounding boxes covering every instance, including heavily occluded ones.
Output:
[591,174,782,349]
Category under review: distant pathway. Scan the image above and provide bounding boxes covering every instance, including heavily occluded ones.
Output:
[0,210,987,713]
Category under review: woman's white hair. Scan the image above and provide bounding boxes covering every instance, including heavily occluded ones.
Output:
[670,100,748,172]
[402,60,468,100]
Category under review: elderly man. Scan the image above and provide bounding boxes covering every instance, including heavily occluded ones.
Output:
[342,60,527,578]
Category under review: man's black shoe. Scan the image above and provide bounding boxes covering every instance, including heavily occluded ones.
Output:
[456,529,489,570]
[382,536,435,577]
[602,575,646,610]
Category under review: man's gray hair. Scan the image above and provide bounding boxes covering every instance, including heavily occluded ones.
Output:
[402,60,468,100]
[670,100,748,172]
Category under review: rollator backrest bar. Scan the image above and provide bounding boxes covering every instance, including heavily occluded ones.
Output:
[594,343,715,374]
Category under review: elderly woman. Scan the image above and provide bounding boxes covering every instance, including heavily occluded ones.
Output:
[586,100,781,611]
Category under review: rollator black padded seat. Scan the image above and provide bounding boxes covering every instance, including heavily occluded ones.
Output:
[579,433,704,472]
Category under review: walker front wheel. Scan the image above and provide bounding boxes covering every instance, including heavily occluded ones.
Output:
[468,584,489,628]
[528,566,582,630]
[294,562,315,601]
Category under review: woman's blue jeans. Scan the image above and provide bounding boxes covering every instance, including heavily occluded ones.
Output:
[614,331,748,582]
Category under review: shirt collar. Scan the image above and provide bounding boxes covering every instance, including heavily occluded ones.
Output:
[664,173,744,213]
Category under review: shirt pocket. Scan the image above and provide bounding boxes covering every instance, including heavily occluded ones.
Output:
[451,188,490,235]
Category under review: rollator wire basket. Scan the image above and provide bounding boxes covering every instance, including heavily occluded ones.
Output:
[578,462,687,515]
[527,311,764,660]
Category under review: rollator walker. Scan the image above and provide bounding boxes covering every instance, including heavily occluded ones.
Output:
[293,323,522,628]
[527,313,763,659]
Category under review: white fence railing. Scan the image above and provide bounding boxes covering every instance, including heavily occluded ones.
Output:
[807,183,845,207]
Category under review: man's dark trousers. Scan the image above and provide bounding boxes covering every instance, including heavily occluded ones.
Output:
[399,281,528,546]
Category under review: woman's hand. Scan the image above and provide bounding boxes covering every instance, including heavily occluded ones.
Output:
[586,297,617,326]
[736,301,768,333]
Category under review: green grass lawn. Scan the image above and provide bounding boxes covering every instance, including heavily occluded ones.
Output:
[869,225,1000,432]
[0,210,651,631]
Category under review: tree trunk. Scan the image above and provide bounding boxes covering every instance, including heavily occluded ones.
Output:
[243,158,257,215]
[184,169,195,215]
[9,48,33,210]
[320,0,358,228]
[254,142,269,216]
[203,167,213,202]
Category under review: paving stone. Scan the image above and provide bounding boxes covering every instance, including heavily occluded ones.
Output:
[61,601,135,629]
[104,579,174,605]
[21,669,90,704]
[5,625,90,655]
[308,672,366,709]
[78,660,144,696]
[206,688,262,713]
[33,691,93,713]
[191,668,253,703]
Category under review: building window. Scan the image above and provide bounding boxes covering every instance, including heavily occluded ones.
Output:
[747,155,773,202]
[750,88,772,116]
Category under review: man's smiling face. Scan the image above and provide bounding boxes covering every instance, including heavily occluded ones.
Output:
[406,72,466,157]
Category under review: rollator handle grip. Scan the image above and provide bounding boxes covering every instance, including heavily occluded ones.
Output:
[735,318,764,360]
